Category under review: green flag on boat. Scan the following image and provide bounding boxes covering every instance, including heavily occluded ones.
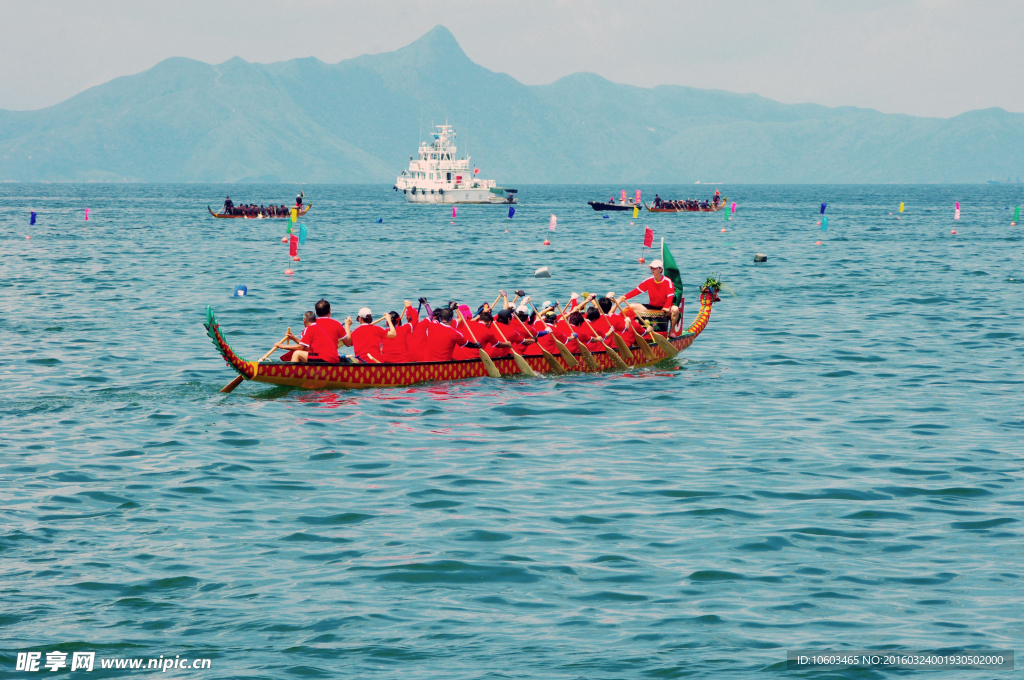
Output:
[661,239,684,306]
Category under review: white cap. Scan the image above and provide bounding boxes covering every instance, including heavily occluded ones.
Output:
[516,304,529,315]
[649,259,663,269]
[358,307,372,318]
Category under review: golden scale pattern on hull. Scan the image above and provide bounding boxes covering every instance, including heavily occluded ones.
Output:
[205,292,716,390]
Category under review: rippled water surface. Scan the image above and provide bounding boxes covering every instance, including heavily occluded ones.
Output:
[2,184,1023,678]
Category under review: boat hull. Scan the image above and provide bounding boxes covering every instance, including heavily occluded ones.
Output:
[205,292,717,391]
[397,187,515,204]
[208,205,312,219]
[588,201,637,211]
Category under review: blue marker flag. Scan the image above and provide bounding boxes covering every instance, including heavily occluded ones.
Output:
[298,223,307,245]
[820,203,827,214]
[508,206,515,219]
[30,211,37,225]
[376,218,383,223]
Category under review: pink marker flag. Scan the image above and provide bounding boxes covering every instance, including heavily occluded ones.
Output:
[84,208,90,221]
[731,202,736,213]
[635,189,641,203]
[549,214,557,231]
[289,234,298,257]
[643,227,654,248]
[452,206,457,219]
[621,190,626,202]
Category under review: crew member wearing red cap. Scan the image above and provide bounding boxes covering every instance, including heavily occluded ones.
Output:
[619,260,680,330]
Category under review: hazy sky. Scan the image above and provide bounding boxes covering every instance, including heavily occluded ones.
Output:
[2,0,1021,118]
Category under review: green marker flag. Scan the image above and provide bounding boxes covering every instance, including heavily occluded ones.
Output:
[661,239,684,306]
[1014,206,1020,222]
[822,215,828,231]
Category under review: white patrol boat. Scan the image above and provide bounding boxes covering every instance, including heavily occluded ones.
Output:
[393,124,517,204]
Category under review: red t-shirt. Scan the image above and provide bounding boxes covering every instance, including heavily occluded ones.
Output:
[305,323,340,362]
[494,321,524,355]
[624,276,675,309]
[453,320,497,360]
[585,316,612,351]
[350,323,388,361]
[381,323,413,362]
[314,317,348,349]
[422,324,467,362]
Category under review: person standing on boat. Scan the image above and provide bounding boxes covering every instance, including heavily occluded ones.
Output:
[653,194,661,208]
[618,260,679,330]
[295,191,304,208]
[713,189,721,206]
[222,196,233,214]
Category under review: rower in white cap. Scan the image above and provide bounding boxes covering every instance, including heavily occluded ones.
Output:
[618,259,680,330]
[343,307,395,362]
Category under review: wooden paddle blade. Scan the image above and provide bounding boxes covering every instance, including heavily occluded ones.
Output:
[479,349,502,378]
[612,333,633,363]
[577,343,600,371]
[650,331,679,358]
[539,347,568,375]
[511,351,539,377]
[552,338,579,367]
[603,343,629,370]
[634,332,657,361]
[220,375,244,393]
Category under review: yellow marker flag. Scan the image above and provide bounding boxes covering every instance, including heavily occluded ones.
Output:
[899,202,905,213]
[633,205,639,218]
[290,207,298,223]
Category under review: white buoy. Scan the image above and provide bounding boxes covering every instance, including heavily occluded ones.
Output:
[534,266,551,278]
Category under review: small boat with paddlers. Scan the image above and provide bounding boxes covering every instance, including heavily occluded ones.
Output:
[208,204,312,219]
[205,281,722,391]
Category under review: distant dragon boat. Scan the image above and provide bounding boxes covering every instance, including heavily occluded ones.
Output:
[208,205,312,219]
[205,286,721,390]
[588,201,639,211]
[646,199,727,213]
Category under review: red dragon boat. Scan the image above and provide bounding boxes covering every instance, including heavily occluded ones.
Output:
[205,286,720,390]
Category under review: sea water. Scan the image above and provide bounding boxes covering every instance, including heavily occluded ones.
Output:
[1,184,1022,678]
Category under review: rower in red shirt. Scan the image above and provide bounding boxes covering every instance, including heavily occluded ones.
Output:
[276,311,318,362]
[421,307,470,361]
[618,259,681,330]
[453,309,511,359]
[583,306,614,352]
[345,307,396,363]
[522,308,560,357]
[494,309,530,356]
[380,301,419,363]
[312,299,349,359]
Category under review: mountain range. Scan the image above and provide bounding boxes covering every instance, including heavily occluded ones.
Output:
[1,26,1022,184]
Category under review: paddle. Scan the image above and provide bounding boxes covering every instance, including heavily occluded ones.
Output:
[555,302,599,371]
[612,298,657,361]
[583,297,635,364]
[526,300,578,367]
[577,304,629,370]
[629,309,678,358]
[491,322,538,377]
[221,330,291,393]
[503,311,566,375]
[455,309,502,379]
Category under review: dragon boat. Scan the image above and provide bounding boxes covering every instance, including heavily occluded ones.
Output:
[588,201,639,211]
[208,204,312,219]
[205,285,720,390]
[646,199,727,213]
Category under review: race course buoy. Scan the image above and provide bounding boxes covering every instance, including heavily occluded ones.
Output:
[754,253,768,263]
[535,266,551,278]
